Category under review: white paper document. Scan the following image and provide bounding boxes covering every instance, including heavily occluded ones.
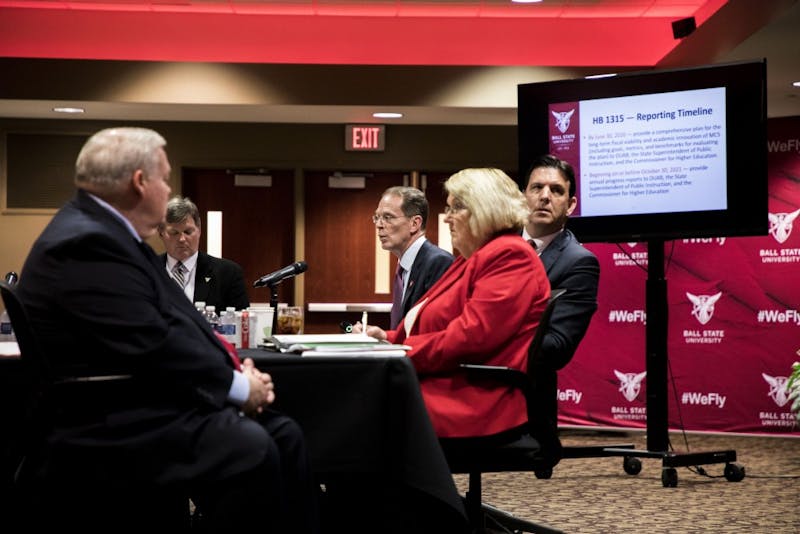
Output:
[0,341,21,357]
[270,333,379,346]
[300,348,408,358]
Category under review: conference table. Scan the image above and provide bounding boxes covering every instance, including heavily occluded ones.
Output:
[243,348,468,533]
[0,349,468,533]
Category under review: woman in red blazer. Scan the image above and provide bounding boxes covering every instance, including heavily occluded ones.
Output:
[364,168,551,438]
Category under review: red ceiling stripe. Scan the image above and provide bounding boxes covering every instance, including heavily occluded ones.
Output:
[0,7,699,66]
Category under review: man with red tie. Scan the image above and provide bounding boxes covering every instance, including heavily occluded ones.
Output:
[15,127,319,531]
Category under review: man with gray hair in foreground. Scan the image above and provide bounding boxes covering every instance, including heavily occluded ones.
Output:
[14,126,319,531]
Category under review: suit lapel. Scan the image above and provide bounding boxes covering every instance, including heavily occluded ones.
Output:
[403,241,429,308]
[193,253,211,303]
[540,231,569,274]
[417,255,464,304]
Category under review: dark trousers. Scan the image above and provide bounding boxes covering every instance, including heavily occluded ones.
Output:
[8,409,320,533]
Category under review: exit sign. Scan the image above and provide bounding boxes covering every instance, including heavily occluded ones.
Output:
[345,125,385,151]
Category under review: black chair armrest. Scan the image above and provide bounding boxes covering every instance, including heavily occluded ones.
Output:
[459,363,530,392]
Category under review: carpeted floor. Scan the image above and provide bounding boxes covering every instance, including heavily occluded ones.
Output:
[452,429,800,533]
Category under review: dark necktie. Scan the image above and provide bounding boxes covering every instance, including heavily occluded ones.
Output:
[390,264,405,329]
[528,239,543,255]
[172,261,187,288]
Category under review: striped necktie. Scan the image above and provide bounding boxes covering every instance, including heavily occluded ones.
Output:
[172,261,187,288]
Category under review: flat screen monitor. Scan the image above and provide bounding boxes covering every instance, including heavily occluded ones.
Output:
[517,60,768,243]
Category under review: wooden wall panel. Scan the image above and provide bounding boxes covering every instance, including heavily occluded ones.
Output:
[181,168,296,306]
[303,171,399,302]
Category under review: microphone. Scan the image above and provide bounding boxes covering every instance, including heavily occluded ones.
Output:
[253,261,308,288]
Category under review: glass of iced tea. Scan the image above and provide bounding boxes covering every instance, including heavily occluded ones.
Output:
[276,305,304,335]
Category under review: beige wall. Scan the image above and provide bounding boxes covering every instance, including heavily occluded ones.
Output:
[1,118,517,278]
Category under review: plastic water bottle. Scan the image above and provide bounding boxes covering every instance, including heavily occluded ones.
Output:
[220,306,238,347]
[0,307,13,342]
[1,271,18,342]
[204,305,220,333]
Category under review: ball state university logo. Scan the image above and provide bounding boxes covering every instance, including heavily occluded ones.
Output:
[768,208,800,244]
[761,373,791,407]
[614,370,646,402]
[551,109,575,134]
[686,291,722,325]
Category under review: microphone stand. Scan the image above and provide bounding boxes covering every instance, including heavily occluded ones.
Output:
[268,282,280,336]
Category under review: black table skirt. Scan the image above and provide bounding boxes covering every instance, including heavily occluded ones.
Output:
[244,349,467,530]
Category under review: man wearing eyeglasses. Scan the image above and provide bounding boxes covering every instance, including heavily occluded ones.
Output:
[373,186,453,330]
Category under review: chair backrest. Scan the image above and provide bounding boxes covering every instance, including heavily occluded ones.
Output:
[524,287,568,467]
[0,280,55,495]
[0,280,49,378]
[528,288,567,371]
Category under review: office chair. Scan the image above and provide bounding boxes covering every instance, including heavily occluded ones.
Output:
[442,288,567,534]
[0,280,193,529]
[0,280,51,503]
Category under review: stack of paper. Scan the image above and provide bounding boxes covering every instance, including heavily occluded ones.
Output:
[266,333,409,357]
[301,343,411,357]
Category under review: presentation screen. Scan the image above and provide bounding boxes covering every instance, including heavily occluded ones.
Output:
[518,60,767,243]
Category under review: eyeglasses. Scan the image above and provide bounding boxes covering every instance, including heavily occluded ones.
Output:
[371,213,408,225]
[443,202,467,216]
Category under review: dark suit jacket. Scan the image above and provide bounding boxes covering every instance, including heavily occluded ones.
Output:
[530,228,599,466]
[399,239,454,320]
[537,229,600,370]
[160,250,250,311]
[17,190,267,486]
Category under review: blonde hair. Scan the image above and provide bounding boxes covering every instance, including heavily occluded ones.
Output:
[445,168,530,244]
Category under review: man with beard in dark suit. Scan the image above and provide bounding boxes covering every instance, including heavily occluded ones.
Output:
[373,186,453,330]
[521,154,600,468]
[159,195,250,311]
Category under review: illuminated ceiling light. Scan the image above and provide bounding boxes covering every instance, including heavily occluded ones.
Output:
[53,106,85,113]
[585,73,617,79]
[792,81,800,87]
[511,0,543,3]
[373,112,403,119]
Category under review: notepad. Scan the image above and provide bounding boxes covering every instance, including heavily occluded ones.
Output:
[300,350,407,358]
[300,344,410,358]
[266,333,410,356]
[267,333,380,353]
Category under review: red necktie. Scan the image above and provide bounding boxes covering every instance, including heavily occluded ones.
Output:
[214,331,242,371]
[390,264,405,329]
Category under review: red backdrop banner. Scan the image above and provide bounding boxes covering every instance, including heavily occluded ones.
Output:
[559,115,800,436]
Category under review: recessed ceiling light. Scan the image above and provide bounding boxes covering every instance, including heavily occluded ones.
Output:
[372,112,403,119]
[585,73,617,79]
[52,107,85,114]
[793,81,800,87]
[511,0,543,3]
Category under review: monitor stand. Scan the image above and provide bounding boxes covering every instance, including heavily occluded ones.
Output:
[565,239,745,487]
